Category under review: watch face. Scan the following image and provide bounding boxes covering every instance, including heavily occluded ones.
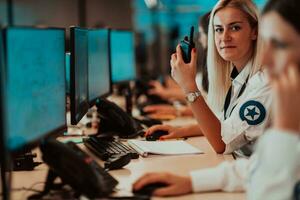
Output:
[187,93,196,102]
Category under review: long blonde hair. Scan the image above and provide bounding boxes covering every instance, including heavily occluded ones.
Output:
[206,0,263,114]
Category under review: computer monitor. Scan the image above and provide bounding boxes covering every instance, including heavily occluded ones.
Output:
[1,27,66,152]
[110,30,136,84]
[0,28,4,136]
[88,28,111,105]
[70,27,89,125]
[0,27,5,144]
[65,52,71,94]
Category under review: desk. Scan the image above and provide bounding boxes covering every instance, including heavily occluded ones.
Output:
[10,135,245,200]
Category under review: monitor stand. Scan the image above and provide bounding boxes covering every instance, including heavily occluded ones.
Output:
[124,83,133,116]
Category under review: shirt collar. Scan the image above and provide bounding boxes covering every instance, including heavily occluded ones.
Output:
[232,60,252,85]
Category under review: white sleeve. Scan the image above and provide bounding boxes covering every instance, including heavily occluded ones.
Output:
[190,158,253,192]
[247,129,300,200]
[222,72,273,154]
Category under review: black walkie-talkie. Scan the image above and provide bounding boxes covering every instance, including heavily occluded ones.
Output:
[180,26,195,63]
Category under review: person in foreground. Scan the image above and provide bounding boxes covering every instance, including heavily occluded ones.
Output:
[133,0,300,198]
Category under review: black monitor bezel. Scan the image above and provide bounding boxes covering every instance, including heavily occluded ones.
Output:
[1,26,67,154]
[65,52,71,95]
[70,26,90,125]
[88,28,112,106]
[109,28,137,85]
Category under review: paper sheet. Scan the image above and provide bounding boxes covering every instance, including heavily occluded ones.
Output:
[128,140,203,157]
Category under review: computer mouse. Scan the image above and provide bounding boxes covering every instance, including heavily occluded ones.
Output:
[146,130,168,141]
[133,182,168,196]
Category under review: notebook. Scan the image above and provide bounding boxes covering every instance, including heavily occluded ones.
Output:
[127,140,203,157]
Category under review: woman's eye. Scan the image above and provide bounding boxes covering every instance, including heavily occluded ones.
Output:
[272,40,288,49]
[215,28,223,33]
[231,26,241,31]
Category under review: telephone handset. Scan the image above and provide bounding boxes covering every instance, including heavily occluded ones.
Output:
[96,98,144,139]
[180,26,195,63]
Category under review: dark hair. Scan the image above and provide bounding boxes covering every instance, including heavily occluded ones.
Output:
[263,0,300,33]
[199,11,211,35]
[197,11,211,93]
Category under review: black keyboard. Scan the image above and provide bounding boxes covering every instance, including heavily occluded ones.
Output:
[84,135,139,161]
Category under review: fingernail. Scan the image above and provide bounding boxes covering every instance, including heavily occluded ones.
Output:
[192,48,196,52]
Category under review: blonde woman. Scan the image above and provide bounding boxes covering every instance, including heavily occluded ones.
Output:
[145,0,272,155]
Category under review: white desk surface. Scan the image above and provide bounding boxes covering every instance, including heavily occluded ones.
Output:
[10,115,245,200]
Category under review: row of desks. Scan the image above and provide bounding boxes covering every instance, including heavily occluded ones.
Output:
[10,98,245,199]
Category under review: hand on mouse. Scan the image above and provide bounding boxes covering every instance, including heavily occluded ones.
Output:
[133,172,192,197]
[145,125,186,140]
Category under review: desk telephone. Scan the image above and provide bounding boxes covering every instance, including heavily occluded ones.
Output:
[28,139,118,199]
[96,98,145,138]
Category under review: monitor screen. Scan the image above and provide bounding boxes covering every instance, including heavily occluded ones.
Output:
[0,28,5,151]
[2,27,66,151]
[88,29,110,103]
[65,52,71,94]
[70,27,89,125]
[110,30,136,83]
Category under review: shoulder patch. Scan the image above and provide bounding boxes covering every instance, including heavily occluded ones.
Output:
[239,100,266,125]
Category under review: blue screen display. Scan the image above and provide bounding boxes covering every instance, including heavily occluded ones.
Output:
[110,30,136,83]
[88,29,110,101]
[65,52,71,94]
[4,28,66,151]
[72,28,89,124]
[0,30,4,135]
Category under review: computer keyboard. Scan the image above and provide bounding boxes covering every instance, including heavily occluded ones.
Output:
[83,135,139,161]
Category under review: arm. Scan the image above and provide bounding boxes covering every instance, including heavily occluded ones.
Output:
[248,129,300,200]
[191,158,251,192]
[133,158,252,196]
[170,45,225,153]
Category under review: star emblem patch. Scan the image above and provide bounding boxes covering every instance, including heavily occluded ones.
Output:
[239,100,266,125]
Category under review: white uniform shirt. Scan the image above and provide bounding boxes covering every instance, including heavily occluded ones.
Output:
[248,129,300,200]
[218,61,272,154]
[190,129,300,198]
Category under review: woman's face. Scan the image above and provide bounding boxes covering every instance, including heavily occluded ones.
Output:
[213,7,257,67]
[261,11,300,73]
[198,26,208,49]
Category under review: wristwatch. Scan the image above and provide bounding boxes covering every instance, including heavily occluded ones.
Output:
[185,91,201,103]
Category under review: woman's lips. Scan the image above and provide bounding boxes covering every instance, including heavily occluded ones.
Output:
[221,46,237,49]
